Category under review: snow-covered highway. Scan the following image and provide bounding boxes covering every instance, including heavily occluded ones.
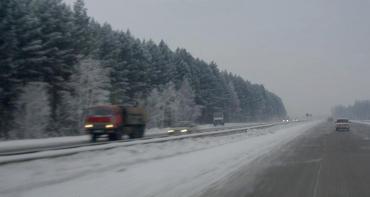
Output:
[0,121,318,197]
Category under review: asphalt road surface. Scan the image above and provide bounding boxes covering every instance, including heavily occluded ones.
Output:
[200,122,370,197]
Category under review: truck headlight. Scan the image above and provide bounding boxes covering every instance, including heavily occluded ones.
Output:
[84,124,93,128]
[105,124,114,128]
[168,130,175,133]
[181,129,188,133]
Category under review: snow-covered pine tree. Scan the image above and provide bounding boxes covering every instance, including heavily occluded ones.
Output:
[0,0,43,138]
[145,40,174,89]
[115,31,151,102]
[31,0,79,135]
[0,0,20,139]
[72,0,92,57]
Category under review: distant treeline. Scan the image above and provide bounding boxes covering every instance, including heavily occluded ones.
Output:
[332,100,370,120]
[0,0,287,139]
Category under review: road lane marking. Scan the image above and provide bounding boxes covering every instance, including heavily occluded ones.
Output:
[312,160,322,197]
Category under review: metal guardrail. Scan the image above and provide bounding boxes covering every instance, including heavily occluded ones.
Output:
[0,123,264,156]
[0,122,285,165]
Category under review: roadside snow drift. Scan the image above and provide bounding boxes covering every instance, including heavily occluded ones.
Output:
[0,121,319,197]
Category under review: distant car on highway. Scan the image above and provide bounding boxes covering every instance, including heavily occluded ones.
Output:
[335,119,350,131]
[213,112,225,126]
[168,121,196,135]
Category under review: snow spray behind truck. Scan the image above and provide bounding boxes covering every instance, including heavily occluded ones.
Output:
[84,105,146,142]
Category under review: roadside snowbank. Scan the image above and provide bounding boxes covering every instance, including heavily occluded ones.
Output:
[0,135,90,153]
[352,120,370,125]
[0,121,319,197]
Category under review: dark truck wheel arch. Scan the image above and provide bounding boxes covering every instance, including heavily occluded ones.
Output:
[128,125,145,139]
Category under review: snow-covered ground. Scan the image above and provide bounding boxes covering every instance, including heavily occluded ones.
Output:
[0,122,262,153]
[352,120,370,125]
[0,121,319,197]
[142,122,263,135]
[0,135,90,153]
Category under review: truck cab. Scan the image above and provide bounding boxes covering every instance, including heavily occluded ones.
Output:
[84,105,146,142]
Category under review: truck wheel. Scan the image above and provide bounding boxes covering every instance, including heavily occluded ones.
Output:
[129,133,138,139]
[108,133,117,141]
[115,130,123,140]
[128,132,136,139]
[128,127,143,139]
[138,126,145,138]
[91,134,97,142]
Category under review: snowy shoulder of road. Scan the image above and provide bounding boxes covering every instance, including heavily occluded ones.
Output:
[352,120,370,125]
[0,121,320,197]
[144,122,262,134]
[0,122,260,152]
[0,135,90,152]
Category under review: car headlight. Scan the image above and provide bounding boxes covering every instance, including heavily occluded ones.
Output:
[168,130,175,133]
[85,124,93,128]
[181,129,188,132]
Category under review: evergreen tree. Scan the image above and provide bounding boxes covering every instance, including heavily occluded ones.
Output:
[0,0,20,138]
[333,100,370,120]
[31,0,78,135]
[72,0,92,57]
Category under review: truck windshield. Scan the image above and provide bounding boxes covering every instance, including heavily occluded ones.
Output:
[213,112,223,117]
[336,119,349,123]
[87,107,113,116]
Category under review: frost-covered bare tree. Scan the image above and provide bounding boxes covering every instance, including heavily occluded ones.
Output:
[144,82,177,128]
[68,58,111,130]
[173,79,201,123]
[12,82,50,139]
[226,81,242,121]
[144,88,166,128]
[145,80,201,128]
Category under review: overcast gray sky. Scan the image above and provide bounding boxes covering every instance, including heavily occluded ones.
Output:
[64,0,370,117]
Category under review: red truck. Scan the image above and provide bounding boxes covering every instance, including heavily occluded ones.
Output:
[84,105,146,142]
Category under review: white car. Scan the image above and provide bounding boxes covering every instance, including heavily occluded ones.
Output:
[335,119,350,131]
